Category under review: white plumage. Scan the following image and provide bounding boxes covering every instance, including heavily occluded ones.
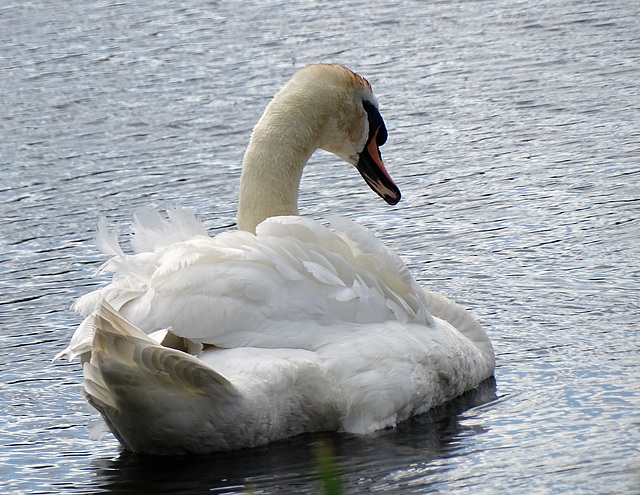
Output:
[56,64,494,454]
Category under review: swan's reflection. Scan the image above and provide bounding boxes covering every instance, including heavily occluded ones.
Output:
[92,377,496,494]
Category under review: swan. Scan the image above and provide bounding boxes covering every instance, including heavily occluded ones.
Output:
[56,64,494,455]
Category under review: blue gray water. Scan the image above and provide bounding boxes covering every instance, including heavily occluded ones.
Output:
[1,0,639,493]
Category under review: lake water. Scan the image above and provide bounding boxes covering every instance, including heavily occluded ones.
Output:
[1,0,639,493]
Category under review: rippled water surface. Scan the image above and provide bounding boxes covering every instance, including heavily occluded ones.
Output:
[1,0,639,493]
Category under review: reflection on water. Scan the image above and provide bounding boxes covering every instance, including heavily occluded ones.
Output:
[92,379,497,494]
[1,0,639,493]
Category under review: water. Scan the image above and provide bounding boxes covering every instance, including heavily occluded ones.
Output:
[1,0,638,493]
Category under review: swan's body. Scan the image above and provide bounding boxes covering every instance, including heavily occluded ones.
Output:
[57,64,494,455]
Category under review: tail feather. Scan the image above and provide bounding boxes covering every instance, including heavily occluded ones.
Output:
[88,301,234,394]
[82,302,238,453]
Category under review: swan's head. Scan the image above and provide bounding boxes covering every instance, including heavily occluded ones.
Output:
[238,64,401,233]
[282,64,401,206]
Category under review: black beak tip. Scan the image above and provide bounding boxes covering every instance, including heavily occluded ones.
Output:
[385,190,401,206]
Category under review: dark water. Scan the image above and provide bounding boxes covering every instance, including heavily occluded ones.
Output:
[1,0,639,493]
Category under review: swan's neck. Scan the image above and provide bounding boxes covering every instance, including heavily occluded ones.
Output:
[237,91,326,233]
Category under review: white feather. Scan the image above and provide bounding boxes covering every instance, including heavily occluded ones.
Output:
[57,64,494,454]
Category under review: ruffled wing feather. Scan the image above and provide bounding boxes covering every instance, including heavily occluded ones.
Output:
[63,210,435,353]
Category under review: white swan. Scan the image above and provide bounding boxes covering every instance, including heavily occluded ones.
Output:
[56,64,494,455]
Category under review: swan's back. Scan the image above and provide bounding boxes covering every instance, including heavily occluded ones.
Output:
[72,212,434,351]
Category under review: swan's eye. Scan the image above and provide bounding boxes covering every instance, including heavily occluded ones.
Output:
[362,100,387,147]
